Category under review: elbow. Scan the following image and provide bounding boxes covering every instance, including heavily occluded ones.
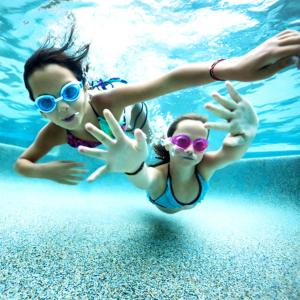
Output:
[14,159,23,175]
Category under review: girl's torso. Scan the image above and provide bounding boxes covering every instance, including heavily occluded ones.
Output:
[66,97,127,148]
[40,93,126,148]
[147,163,209,211]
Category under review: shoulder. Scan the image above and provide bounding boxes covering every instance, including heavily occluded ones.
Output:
[147,163,168,189]
[197,152,219,181]
[149,162,169,177]
[146,163,169,197]
[89,93,124,118]
[36,122,66,147]
[19,123,66,162]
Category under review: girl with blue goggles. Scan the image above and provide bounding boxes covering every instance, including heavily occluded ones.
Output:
[35,81,83,113]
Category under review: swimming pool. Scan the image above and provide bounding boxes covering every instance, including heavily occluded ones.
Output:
[0,0,299,299]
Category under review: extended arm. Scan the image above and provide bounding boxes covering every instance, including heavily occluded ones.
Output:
[14,124,87,185]
[78,109,163,191]
[101,30,300,108]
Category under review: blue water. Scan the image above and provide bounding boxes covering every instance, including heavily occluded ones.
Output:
[0,0,299,155]
[0,2,300,298]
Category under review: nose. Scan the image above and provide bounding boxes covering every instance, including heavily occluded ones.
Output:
[57,100,70,113]
[184,144,194,154]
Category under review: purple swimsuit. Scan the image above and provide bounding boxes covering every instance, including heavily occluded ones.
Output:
[66,103,126,148]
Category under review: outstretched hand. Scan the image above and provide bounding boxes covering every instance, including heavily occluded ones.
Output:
[40,160,88,185]
[78,109,148,182]
[204,81,258,147]
[223,30,300,81]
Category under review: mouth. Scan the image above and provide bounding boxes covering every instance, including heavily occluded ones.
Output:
[62,112,79,122]
[181,156,194,160]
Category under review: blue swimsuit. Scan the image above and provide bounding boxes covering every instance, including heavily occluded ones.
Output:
[147,165,209,209]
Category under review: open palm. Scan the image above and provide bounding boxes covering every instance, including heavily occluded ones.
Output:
[204,81,258,147]
[78,109,148,182]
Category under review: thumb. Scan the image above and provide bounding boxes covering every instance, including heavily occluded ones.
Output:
[224,135,246,147]
[134,129,148,152]
[87,165,108,182]
[260,56,297,77]
[291,56,300,69]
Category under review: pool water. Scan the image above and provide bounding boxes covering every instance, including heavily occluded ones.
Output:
[0,0,300,299]
[0,0,300,155]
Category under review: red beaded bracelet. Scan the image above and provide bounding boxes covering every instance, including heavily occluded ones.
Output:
[209,58,226,81]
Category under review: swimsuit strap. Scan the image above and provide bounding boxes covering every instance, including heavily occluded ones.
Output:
[66,77,128,148]
[89,100,126,133]
[89,101,100,117]
[168,164,202,206]
[66,101,102,148]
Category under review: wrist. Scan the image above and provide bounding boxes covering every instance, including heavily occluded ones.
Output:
[125,161,145,176]
[33,163,48,178]
[211,58,239,81]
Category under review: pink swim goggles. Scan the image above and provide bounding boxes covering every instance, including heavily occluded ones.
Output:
[168,134,208,152]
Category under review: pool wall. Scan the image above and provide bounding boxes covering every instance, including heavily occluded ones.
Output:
[1,142,299,204]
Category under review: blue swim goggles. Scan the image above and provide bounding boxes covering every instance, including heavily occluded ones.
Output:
[35,81,83,113]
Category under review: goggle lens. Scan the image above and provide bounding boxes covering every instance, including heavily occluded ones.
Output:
[62,83,80,100]
[193,138,208,152]
[172,135,190,149]
[170,134,208,152]
[36,96,55,113]
[35,81,82,113]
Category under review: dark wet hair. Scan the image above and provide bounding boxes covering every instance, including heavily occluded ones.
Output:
[152,113,209,166]
[23,25,90,101]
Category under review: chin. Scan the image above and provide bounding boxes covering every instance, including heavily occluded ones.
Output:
[174,157,198,166]
[60,113,81,130]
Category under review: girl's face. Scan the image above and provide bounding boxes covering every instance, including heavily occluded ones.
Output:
[28,64,88,130]
[167,119,208,165]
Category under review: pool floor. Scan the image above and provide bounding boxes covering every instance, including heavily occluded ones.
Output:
[0,178,299,299]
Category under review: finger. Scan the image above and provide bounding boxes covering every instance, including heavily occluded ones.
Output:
[71,169,89,174]
[59,161,85,167]
[87,165,108,182]
[85,123,115,147]
[224,135,246,147]
[276,30,297,38]
[291,56,300,68]
[134,129,148,152]
[103,109,126,139]
[70,169,89,174]
[273,45,300,60]
[277,32,299,41]
[65,175,86,181]
[205,102,234,120]
[225,81,243,103]
[57,179,79,185]
[204,122,231,131]
[210,91,238,111]
[278,36,300,46]
[78,146,108,160]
